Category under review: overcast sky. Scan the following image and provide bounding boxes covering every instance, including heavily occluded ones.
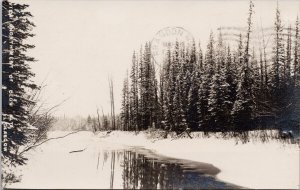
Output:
[14,0,300,117]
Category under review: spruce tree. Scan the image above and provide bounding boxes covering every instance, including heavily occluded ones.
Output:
[294,17,299,83]
[187,71,200,131]
[198,32,215,131]
[236,34,244,75]
[225,46,237,115]
[269,5,285,92]
[187,42,200,131]
[285,25,292,87]
[205,32,216,80]
[198,42,203,70]
[291,17,300,132]
[278,25,295,129]
[231,0,255,130]
[158,67,165,129]
[269,5,287,128]
[129,52,139,131]
[168,42,181,132]
[250,48,261,120]
[162,48,174,131]
[173,76,188,134]
[149,54,159,129]
[137,42,158,130]
[2,0,38,167]
[178,47,189,127]
[259,47,265,91]
[207,32,229,130]
[138,46,145,130]
[120,74,130,131]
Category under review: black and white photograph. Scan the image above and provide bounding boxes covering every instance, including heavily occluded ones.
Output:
[1,0,300,189]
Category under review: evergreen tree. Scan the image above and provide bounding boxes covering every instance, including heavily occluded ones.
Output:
[278,25,295,129]
[285,25,292,87]
[268,5,289,128]
[205,32,216,80]
[187,42,200,131]
[187,71,200,131]
[198,32,215,131]
[219,48,232,128]
[158,67,165,129]
[291,17,300,131]
[207,32,229,130]
[250,48,262,120]
[129,52,139,131]
[120,74,130,131]
[225,46,237,115]
[2,0,38,166]
[259,47,265,91]
[231,67,255,129]
[162,48,174,131]
[137,42,159,130]
[236,34,244,75]
[294,17,299,83]
[207,68,222,130]
[269,5,285,91]
[168,42,181,131]
[138,46,144,130]
[173,76,188,134]
[178,47,189,127]
[149,57,159,129]
[198,42,203,70]
[231,0,255,130]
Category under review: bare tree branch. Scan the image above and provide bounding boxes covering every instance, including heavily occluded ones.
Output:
[19,130,82,156]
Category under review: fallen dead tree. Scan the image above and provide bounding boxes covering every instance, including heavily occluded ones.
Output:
[69,148,87,153]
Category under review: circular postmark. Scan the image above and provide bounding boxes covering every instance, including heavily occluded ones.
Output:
[151,26,194,67]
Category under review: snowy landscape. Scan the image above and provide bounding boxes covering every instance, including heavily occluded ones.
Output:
[2,0,300,189]
[6,130,299,189]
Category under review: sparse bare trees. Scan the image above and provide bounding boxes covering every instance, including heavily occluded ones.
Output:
[109,76,116,130]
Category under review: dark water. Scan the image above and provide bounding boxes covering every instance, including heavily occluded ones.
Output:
[103,147,240,189]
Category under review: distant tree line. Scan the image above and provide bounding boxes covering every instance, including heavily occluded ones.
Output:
[120,1,300,135]
[84,113,121,132]
[52,112,122,132]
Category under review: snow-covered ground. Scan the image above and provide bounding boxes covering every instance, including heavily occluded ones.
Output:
[7,131,129,189]
[6,130,299,189]
[98,130,299,189]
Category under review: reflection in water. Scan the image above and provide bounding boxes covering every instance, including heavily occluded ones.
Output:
[110,151,115,189]
[101,148,238,189]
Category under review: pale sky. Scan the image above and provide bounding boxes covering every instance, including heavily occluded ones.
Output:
[14,0,300,117]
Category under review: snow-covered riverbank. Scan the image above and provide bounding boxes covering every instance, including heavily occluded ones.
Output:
[98,130,299,189]
[7,130,299,189]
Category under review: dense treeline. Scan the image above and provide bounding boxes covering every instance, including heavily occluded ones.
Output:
[120,2,300,135]
[121,44,159,131]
